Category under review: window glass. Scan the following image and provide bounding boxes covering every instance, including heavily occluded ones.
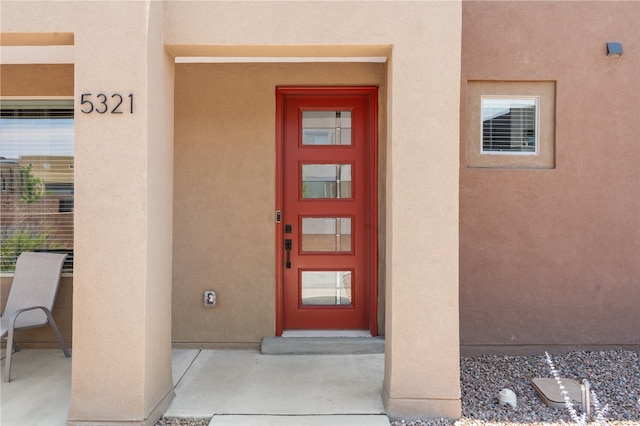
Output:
[302,111,352,146]
[301,164,352,199]
[481,97,537,154]
[301,217,352,252]
[301,271,352,306]
[0,99,74,272]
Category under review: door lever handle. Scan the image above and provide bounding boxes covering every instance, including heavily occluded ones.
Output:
[284,239,292,268]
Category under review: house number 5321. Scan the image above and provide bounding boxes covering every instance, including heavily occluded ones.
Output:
[80,93,134,114]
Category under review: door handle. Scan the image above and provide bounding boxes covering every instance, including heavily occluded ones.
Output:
[285,239,292,268]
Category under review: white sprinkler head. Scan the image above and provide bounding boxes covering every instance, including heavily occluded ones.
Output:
[499,388,517,408]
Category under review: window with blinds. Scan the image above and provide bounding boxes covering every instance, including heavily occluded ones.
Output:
[481,97,538,154]
[0,99,74,272]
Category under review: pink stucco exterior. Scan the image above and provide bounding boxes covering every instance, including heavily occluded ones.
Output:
[460,1,640,353]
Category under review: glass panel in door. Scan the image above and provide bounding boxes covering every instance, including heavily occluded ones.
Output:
[302,111,352,146]
[301,217,352,252]
[301,164,352,199]
[301,271,352,306]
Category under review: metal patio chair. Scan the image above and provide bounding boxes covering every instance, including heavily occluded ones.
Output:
[1,252,71,382]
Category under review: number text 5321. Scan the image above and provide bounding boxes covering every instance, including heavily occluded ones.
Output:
[80,93,134,114]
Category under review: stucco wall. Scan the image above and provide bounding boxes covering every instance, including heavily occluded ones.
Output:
[3,2,176,423]
[172,62,387,345]
[4,0,462,420]
[460,1,640,354]
[169,2,462,417]
[0,64,73,96]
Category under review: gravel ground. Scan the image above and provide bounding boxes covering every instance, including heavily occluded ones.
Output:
[393,349,640,426]
[155,349,639,426]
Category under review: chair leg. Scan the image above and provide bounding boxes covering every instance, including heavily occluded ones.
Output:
[12,339,21,353]
[3,308,70,382]
[43,309,71,358]
[4,327,15,382]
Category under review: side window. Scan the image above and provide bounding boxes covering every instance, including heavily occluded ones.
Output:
[481,97,538,154]
[466,81,555,169]
[0,99,74,272]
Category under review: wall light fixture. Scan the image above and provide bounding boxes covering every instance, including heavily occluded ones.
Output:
[606,42,623,57]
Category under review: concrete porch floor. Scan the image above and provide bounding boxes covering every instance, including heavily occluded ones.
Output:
[0,348,389,425]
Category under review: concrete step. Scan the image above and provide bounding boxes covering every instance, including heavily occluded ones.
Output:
[261,337,385,355]
[209,415,390,425]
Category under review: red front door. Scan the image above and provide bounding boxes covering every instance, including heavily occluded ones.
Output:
[276,87,378,335]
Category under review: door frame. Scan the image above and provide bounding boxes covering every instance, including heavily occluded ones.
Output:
[275,86,378,336]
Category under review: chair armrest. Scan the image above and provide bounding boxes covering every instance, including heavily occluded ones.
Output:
[8,306,53,328]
